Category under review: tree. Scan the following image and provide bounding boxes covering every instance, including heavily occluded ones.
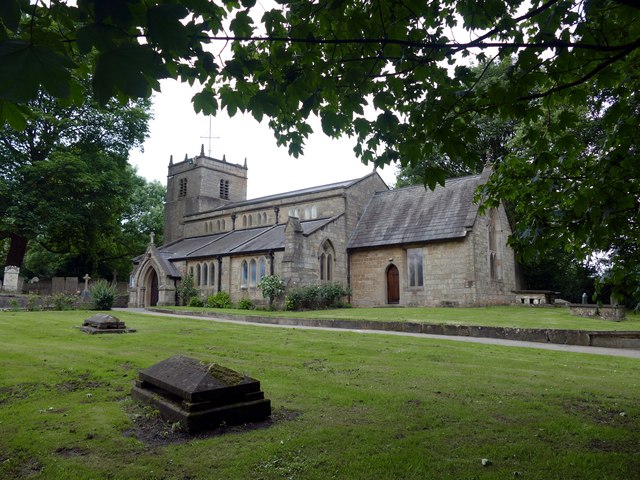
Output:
[1,1,638,301]
[0,83,151,277]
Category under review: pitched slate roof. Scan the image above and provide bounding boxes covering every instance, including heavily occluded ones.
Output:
[348,174,483,249]
[155,217,340,261]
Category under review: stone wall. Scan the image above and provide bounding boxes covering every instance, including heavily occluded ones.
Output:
[469,205,517,305]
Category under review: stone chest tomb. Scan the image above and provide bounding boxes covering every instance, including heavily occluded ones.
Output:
[131,355,271,433]
[80,313,134,334]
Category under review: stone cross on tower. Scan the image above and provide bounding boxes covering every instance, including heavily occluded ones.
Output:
[149,232,155,246]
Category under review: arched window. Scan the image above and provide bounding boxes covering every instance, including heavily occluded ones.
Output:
[196,264,201,286]
[407,248,424,287]
[241,260,248,287]
[204,222,209,233]
[249,259,257,287]
[488,209,499,280]
[209,263,215,286]
[262,212,268,224]
[189,266,194,278]
[221,218,225,230]
[319,240,336,281]
[259,258,267,280]
[311,206,318,219]
[202,262,208,285]
[216,220,220,231]
[248,215,253,227]
[243,215,247,227]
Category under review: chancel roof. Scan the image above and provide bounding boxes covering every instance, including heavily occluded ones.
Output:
[348,174,483,249]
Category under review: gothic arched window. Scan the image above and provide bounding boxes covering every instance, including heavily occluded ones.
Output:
[249,259,257,287]
[241,260,248,287]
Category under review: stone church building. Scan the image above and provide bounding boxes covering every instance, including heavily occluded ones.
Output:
[128,147,517,308]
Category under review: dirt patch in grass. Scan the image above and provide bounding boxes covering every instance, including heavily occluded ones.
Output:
[122,405,300,448]
[55,446,90,457]
[55,372,103,393]
[0,383,44,404]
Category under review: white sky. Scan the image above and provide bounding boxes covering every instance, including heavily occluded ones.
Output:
[129,80,398,199]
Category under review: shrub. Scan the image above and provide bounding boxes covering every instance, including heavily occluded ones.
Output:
[49,293,76,311]
[236,298,254,310]
[258,275,285,309]
[177,272,198,306]
[91,280,118,310]
[206,291,232,309]
[285,283,351,311]
[26,294,39,311]
[188,296,205,307]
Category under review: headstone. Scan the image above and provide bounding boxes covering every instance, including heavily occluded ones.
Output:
[79,313,135,334]
[52,277,65,294]
[2,266,20,292]
[582,292,588,304]
[131,355,271,433]
[64,276,78,294]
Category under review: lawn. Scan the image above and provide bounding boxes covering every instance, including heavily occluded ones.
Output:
[153,304,640,331]
[1,310,639,479]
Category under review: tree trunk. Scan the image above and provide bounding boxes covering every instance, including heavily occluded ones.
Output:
[5,234,28,268]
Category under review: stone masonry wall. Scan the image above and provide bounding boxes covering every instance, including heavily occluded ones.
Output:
[470,205,517,305]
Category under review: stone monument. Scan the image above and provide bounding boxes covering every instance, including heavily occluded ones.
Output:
[2,266,21,292]
[79,313,135,334]
[131,355,271,433]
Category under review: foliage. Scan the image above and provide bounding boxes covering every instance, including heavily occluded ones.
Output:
[90,279,118,311]
[285,283,351,311]
[236,298,255,310]
[176,272,198,306]
[46,293,76,311]
[0,76,152,278]
[206,291,232,309]
[257,274,285,309]
[188,296,205,308]
[1,1,639,300]
[1,310,639,479]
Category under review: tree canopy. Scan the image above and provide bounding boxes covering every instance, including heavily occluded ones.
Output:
[1,0,638,302]
[0,79,157,278]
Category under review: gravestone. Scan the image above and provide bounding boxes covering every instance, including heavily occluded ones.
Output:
[52,277,65,294]
[79,313,135,334]
[131,355,271,433]
[2,266,21,292]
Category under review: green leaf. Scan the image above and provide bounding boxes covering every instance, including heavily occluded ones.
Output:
[192,89,218,115]
[147,4,190,54]
[229,10,253,37]
[0,41,75,102]
[0,99,28,130]
[0,0,21,32]
[93,44,168,104]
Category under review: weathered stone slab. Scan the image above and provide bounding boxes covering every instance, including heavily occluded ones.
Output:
[80,313,134,334]
[131,355,271,432]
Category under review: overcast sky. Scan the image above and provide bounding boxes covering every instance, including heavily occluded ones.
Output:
[128,79,398,199]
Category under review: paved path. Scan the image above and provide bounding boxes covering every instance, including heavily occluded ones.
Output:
[116,308,640,359]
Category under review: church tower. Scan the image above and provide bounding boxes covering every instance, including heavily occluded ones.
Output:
[164,145,248,244]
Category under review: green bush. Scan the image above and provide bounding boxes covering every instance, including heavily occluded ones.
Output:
[26,294,39,311]
[285,283,351,311]
[236,298,255,310]
[90,280,118,310]
[258,274,285,309]
[188,296,205,307]
[206,291,232,309]
[48,293,76,311]
[176,272,198,306]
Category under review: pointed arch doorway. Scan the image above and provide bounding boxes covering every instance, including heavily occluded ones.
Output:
[148,269,159,307]
[386,264,400,304]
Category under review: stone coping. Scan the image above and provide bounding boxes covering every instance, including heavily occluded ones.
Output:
[149,308,640,350]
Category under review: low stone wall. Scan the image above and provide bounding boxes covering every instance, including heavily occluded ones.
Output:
[569,304,626,321]
[149,308,640,350]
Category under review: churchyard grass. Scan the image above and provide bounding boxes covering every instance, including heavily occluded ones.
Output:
[154,304,640,331]
[1,310,639,479]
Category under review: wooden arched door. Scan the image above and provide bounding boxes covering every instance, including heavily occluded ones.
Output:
[149,269,159,307]
[386,264,400,304]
